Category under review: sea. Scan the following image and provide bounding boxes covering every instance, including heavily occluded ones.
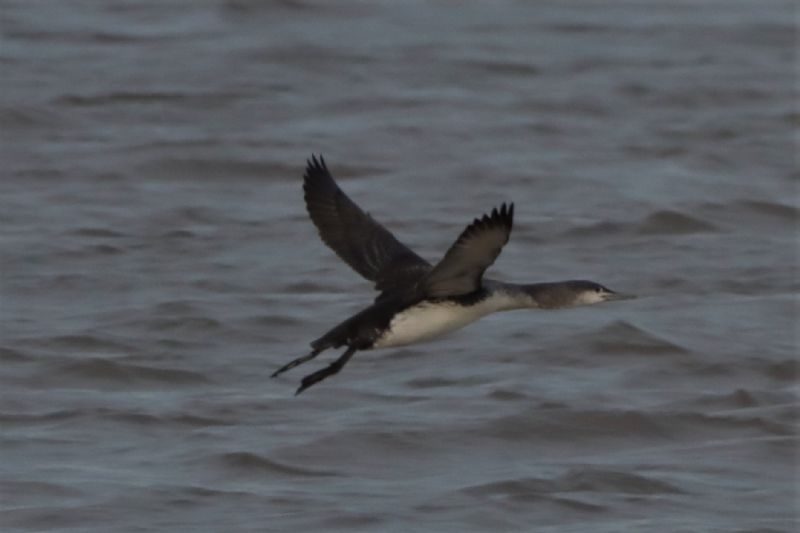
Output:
[1,1,798,531]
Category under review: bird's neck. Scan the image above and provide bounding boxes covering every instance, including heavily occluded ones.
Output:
[482,280,541,311]
[483,280,577,310]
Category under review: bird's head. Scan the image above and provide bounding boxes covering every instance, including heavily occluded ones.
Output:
[529,280,635,309]
[571,280,626,306]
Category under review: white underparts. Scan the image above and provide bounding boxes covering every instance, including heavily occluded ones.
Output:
[372,291,533,349]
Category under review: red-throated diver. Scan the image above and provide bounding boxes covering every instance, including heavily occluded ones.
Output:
[273,155,632,394]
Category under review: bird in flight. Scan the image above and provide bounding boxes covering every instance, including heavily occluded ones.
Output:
[273,155,632,394]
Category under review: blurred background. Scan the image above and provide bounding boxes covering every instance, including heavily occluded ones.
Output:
[1,1,797,531]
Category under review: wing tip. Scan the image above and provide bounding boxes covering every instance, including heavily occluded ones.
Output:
[475,201,514,230]
[305,153,327,175]
[303,154,334,199]
[502,202,514,227]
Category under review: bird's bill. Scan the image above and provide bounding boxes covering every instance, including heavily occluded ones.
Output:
[605,291,637,302]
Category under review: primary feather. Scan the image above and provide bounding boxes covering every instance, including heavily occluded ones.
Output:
[303,155,431,294]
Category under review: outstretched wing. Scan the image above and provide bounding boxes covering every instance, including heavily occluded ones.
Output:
[422,203,514,297]
[303,155,431,292]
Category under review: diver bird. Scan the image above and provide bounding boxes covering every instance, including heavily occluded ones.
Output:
[273,155,632,394]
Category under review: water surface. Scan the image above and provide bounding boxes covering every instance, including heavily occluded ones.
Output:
[1,1,797,531]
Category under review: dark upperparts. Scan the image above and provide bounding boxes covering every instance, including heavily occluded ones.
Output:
[422,203,513,297]
[521,280,613,309]
[303,155,514,301]
[303,155,431,294]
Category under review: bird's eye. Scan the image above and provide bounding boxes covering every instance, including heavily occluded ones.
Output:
[595,288,602,293]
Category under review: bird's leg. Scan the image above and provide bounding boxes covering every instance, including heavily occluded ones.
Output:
[295,346,357,395]
[271,347,323,378]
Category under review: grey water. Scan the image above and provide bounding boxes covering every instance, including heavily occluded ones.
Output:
[1,1,798,531]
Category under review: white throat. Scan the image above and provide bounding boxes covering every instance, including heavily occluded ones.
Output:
[574,291,606,306]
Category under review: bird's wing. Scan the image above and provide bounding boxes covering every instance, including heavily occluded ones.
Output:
[421,203,514,297]
[303,155,431,292]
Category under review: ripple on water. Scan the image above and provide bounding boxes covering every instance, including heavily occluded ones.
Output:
[763,359,800,382]
[68,227,129,238]
[482,406,793,445]
[636,210,717,235]
[36,358,212,388]
[30,334,135,355]
[563,209,717,239]
[208,452,340,478]
[0,346,33,362]
[459,477,609,513]
[0,407,228,428]
[462,466,683,500]
[583,320,691,356]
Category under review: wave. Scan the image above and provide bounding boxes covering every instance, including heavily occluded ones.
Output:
[565,209,716,238]
[463,466,683,498]
[580,320,690,356]
[36,335,134,354]
[763,359,800,382]
[734,199,799,221]
[43,358,211,387]
[68,227,128,238]
[483,407,793,444]
[0,105,64,129]
[636,210,717,235]
[0,346,32,362]
[137,157,299,182]
[0,480,84,502]
[0,407,228,427]
[210,452,340,477]
[56,92,188,106]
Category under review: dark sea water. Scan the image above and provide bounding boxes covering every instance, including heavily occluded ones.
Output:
[1,1,798,531]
